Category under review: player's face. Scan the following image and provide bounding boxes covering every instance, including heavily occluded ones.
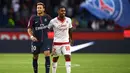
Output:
[58,8,66,18]
[37,5,45,14]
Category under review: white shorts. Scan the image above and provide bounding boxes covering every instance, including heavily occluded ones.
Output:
[52,44,71,57]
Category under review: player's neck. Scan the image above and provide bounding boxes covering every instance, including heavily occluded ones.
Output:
[37,12,45,16]
[57,16,65,22]
[58,16,65,20]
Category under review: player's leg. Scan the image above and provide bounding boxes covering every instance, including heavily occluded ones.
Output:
[31,42,40,73]
[44,50,51,73]
[62,45,71,73]
[33,54,39,73]
[64,55,71,73]
[42,41,51,73]
[52,56,59,73]
[52,45,61,73]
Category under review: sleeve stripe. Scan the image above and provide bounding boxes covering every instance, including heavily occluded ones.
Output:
[27,15,34,28]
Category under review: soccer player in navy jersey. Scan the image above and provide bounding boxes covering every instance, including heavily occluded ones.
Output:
[27,2,51,73]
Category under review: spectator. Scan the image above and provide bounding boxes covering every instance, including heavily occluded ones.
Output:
[19,3,29,27]
[72,18,79,29]
[8,14,15,27]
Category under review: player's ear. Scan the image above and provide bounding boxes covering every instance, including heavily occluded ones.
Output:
[57,9,60,14]
[43,8,45,12]
[42,6,45,11]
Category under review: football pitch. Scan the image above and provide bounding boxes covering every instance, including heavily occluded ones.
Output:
[0,53,130,73]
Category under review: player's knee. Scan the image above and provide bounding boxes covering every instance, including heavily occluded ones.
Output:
[64,55,71,61]
[44,50,50,56]
[33,54,38,59]
[53,57,59,62]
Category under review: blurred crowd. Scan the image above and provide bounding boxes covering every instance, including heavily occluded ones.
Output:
[0,0,116,30]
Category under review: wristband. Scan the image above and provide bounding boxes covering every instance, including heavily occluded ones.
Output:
[30,36,34,39]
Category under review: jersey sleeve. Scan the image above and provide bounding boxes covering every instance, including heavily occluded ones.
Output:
[48,20,54,29]
[27,15,34,28]
[69,18,72,28]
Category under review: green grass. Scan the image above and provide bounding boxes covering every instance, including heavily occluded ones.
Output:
[0,53,130,73]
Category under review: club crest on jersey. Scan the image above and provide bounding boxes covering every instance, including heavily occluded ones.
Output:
[66,21,69,23]
[44,18,47,22]
[35,21,38,24]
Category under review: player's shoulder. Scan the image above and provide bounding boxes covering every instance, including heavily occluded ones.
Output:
[65,17,71,19]
[29,14,36,19]
[50,17,57,22]
[65,17,72,22]
[44,14,52,19]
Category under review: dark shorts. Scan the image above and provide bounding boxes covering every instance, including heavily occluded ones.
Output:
[31,41,50,54]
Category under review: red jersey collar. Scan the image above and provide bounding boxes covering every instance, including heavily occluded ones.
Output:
[57,17,66,22]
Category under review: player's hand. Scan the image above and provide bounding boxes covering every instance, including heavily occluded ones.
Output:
[51,48,56,56]
[30,36,38,42]
[69,39,73,46]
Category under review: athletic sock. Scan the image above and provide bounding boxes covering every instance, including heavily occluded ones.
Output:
[33,59,38,73]
[65,61,71,73]
[45,56,50,73]
[52,62,57,73]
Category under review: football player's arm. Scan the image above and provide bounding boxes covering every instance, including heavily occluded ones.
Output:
[27,15,38,41]
[69,19,73,45]
[69,28,73,45]
[48,20,54,30]
[27,28,38,42]
[27,28,33,37]
[48,20,55,56]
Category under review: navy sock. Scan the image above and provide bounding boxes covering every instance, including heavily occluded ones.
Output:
[33,59,38,73]
[45,56,50,73]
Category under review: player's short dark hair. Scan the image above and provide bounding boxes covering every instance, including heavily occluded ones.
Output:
[58,6,66,10]
[37,2,45,8]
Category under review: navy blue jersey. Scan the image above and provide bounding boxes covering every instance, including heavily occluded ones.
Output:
[28,14,51,42]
